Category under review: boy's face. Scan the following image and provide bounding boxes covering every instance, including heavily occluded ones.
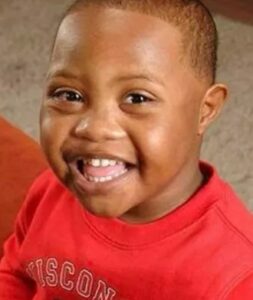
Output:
[40,6,211,222]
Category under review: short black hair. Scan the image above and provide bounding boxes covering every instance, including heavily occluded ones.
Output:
[64,0,218,84]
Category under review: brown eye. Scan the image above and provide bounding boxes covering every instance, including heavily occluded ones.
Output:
[125,93,152,104]
[52,89,83,102]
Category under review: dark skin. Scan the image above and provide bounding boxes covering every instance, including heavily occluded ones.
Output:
[40,6,227,223]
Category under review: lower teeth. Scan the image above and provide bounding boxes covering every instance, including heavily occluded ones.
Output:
[84,169,127,182]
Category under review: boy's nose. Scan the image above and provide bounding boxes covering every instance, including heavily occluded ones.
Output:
[73,110,126,143]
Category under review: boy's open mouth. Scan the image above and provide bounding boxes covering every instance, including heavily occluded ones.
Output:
[76,157,131,183]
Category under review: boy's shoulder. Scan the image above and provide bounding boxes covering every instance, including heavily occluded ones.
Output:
[18,168,69,232]
[28,168,64,194]
[199,162,253,258]
[174,163,253,298]
[25,167,70,202]
[198,162,253,241]
[213,172,253,246]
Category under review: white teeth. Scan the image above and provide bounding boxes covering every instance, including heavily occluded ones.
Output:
[101,159,110,167]
[86,158,124,167]
[84,169,127,183]
[109,160,117,166]
[91,159,100,167]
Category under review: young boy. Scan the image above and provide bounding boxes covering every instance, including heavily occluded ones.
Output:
[0,0,253,299]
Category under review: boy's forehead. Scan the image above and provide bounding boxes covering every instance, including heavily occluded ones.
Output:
[53,6,184,69]
[57,6,182,45]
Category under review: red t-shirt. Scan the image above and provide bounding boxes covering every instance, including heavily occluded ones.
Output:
[0,163,253,299]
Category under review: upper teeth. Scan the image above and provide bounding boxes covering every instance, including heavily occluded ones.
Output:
[85,158,123,167]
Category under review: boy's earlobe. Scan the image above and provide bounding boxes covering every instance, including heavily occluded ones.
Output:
[198,83,228,135]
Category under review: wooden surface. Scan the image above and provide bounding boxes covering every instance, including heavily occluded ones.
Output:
[202,0,253,25]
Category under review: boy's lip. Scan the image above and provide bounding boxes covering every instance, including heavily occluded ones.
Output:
[68,160,135,195]
[64,148,137,194]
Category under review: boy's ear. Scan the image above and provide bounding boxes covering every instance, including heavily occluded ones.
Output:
[198,83,228,135]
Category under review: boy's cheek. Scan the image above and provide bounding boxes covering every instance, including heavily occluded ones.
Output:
[40,107,75,146]
[40,113,72,179]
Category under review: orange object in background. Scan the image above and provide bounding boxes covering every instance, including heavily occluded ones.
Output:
[0,117,47,256]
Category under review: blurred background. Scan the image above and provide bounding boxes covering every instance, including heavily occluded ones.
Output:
[0,0,252,209]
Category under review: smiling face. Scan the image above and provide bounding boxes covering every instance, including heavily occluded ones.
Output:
[40,6,223,223]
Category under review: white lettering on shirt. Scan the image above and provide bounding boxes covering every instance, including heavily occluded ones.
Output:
[76,269,93,297]
[45,257,58,287]
[93,280,117,300]
[25,257,117,299]
[60,261,75,291]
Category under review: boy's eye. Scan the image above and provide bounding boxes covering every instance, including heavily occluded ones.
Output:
[51,89,83,102]
[125,93,152,104]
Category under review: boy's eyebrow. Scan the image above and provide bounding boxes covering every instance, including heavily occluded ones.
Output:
[115,74,165,87]
[47,69,165,87]
[46,69,75,80]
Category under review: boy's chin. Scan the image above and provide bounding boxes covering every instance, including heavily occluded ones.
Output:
[87,208,121,220]
[76,193,128,220]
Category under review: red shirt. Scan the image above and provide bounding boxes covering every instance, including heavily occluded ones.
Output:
[0,163,253,299]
